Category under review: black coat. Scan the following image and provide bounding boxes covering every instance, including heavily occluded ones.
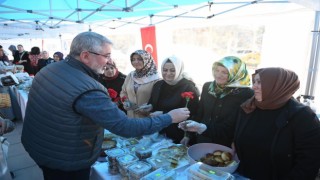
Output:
[148,78,200,144]
[195,82,254,147]
[13,51,30,71]
[234,98,320,180]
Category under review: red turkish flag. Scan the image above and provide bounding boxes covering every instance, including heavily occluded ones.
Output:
[140,26,158,65]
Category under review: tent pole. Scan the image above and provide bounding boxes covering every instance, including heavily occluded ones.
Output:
[305,11,320,97]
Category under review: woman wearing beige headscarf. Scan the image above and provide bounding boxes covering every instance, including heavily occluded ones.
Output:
[234,67,320,179]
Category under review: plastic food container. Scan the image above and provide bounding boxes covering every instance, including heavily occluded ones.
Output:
[135,146,152,160]
[105,148,125,175]
[146,156,170,171]
[116,154,139,177]
[101,139,117,157]
[123,138,139,147]
[141,167,177,180]
[187,162,235,180]
[127,161,152,180]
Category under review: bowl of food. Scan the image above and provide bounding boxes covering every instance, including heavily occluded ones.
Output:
[187,143,239,173]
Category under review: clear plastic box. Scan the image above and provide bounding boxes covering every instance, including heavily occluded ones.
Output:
[127,161,152,180]
[187,162,235,180]
[116,153,139,177]
[146,156,170,171]
[105,148,126,175]
[141,167,177,180]
[135,146,152,160]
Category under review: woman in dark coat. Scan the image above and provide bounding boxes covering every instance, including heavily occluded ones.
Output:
[234,67,320,180]
[179,56,253,147]
[147,56,200,145]
[99,59,126,112]
[27,47,41,75]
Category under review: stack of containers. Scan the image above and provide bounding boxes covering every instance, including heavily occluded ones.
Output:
[116,154,139,178]
[105,148,126,175]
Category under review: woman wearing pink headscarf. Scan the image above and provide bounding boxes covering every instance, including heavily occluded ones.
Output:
[100,59,126,112]
[234,67,320,179]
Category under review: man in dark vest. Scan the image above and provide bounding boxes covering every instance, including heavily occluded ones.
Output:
[21,31,190,180]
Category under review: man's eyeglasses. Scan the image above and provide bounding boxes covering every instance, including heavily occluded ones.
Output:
[88,51,111,59]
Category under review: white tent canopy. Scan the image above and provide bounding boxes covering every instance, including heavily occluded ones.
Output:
[0,0,314,39]
[0,0,319,100]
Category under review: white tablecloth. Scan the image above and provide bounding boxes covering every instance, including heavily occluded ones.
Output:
[90,162,121,180]
[12,87,28,120]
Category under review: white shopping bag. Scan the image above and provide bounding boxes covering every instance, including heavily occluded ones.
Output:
[0,136,11,180]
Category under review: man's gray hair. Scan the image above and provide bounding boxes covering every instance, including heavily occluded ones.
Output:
[69,31,113,57]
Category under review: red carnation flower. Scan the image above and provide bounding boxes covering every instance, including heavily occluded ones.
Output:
[107,88,118,99]
[181,92,194,108]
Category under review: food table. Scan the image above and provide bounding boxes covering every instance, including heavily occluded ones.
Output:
[89,131,247,180]
[12,87,28,120]
[10,72,31,121]
[90,131,191,180]
[0,72,31,121]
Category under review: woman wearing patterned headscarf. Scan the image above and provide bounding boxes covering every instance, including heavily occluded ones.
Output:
[234,67,320,179]
[179,56,253,147]
[120,50,160,118]
[146,56,200,145]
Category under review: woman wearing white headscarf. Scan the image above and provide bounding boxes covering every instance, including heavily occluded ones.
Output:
[120,50,160,118]
[147,56,200,144]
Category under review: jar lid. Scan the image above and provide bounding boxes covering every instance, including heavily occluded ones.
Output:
[105,148,125,158]
[128,161,152,175]
[116,154,139,165]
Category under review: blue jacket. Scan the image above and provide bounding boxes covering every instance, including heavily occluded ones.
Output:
[21,56,172,171]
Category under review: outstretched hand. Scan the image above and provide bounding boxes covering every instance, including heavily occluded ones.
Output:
[178,120,207,134]
[167,108,190,123]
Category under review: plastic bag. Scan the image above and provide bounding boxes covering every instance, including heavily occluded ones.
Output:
[0,137,10,179]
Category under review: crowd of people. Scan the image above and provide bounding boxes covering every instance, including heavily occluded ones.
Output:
[0,44,64,75]
[1,31,320,180]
